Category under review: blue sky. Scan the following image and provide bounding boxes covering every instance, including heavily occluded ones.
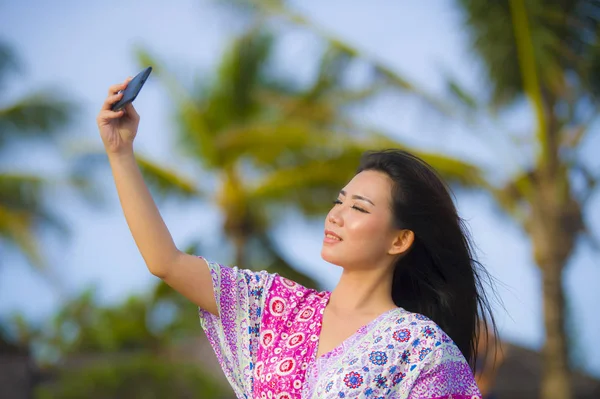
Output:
[1,0,599,377]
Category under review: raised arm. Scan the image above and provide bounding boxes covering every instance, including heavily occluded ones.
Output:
[96,78,217,315]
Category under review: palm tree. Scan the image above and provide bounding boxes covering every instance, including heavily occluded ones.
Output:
[0,40,80,397]
[78,25,484,290]
[246,2,600,398]
[0,41,75,271]
[454,2,599,398]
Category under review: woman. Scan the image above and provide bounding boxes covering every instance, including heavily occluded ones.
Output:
[97,78,496,398]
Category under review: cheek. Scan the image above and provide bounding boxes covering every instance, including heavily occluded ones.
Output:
[347,216,387,239]
[346,216,392,253]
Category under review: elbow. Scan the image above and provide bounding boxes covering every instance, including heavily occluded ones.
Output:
[148,265,167,279]
[146,250,181,279]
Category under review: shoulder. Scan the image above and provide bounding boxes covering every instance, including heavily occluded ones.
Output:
[380,310,477,395]
[388,309,453,347]
[390,311,480,397]
[385,309,466,368]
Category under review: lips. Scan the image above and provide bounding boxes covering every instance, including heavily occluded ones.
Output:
[324,229,342,241]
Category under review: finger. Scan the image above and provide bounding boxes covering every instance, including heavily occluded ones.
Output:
[107,81,128,96]
[101,92,124,111]
[97,109,125,123]
[124,102,139,119]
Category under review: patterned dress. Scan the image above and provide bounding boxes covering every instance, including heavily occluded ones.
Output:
[198,257,481,399]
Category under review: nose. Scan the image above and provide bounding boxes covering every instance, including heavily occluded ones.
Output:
[328,207,343,227]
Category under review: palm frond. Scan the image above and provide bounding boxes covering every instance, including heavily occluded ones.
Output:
[302,44,353,102]
[175,98,218,167]
[248,143,373,216]
[213,121,339,167]
[0,173,45,211]
[457,0,600,106]
[246,130,486,216]
[134,48,216,166]
[487,170,536,224]
[134,47,192,101]
[255,88,340,125]
[209,27,275,127]
[136,30,282,169]
[0,92,74,146]
[135,154,203,202]
[70,148,202,203]
[0,43,76,274]
[412,151,486,188]
[0,203,45,268]
[445,76,479,111]
[246,1,461,119]
[0,42,19,89]
[0,173,68,233]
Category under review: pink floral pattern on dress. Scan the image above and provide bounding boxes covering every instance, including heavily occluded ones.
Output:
[254,273,329,398]
[198,258,482,399]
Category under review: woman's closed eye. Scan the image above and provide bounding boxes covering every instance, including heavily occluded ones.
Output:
[332,199,369,213]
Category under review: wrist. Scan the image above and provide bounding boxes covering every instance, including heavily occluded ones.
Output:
[106,147,135,162]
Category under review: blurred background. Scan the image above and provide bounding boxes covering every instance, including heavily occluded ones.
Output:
[1,0,599,398]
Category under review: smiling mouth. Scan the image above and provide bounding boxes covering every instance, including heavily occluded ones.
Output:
[324,231,343,243]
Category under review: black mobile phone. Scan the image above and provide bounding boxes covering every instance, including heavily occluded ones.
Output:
[111,66,152,111]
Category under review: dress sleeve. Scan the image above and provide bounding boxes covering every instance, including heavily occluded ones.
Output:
[198,256,276,398]
[406,344,482,399]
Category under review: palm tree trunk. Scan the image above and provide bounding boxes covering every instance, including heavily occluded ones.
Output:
[530,170,577,399]
[540,257,571,399]
[509,2,573,392]
[232,234,246,268]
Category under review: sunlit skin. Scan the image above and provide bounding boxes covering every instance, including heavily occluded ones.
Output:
[320,170,415,318]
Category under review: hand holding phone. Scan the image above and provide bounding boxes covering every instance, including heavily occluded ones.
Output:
[97,69,151,155]
[111,66,152,111]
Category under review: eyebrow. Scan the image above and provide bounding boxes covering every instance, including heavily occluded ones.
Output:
[339,190,375,206]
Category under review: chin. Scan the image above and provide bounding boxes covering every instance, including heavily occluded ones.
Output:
[320,246,345,266]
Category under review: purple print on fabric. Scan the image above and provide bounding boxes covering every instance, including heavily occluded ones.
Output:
[198,258,482,399]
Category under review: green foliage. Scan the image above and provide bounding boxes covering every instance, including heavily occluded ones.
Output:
[225,6,600,394]
[31,284,202,360]
[129,26,486,283]
[22,281,218,395]
[0,174,61,267]
[133,28,375,280]
[0,93,73,145]
[0,173,70,270]
[453,0,600,224]
[35,354,229,399]
[33,19,499,395]
[0,42,19,89]
[0,40,75,147]
[457,0,600,106]
[0,40,76,269]
[452,1,600,395]
[135,154,202,202]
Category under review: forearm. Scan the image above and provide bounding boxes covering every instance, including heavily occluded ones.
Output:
[108,150,179,276]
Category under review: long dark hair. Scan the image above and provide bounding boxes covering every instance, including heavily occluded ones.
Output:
[357,149,497,369]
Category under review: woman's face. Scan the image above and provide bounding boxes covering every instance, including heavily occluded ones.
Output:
[321,170,404,270]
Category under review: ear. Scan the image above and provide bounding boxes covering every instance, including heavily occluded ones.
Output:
[388,229,414,256]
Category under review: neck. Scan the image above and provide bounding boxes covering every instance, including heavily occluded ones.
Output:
[328,265,396,316]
